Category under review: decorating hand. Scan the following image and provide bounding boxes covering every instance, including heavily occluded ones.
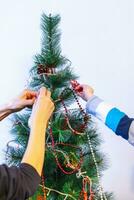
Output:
[28,87,54,128]
[73,83,94,102]
[8,89,38,113]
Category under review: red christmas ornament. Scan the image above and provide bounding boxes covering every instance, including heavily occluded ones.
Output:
[83,191,88,200]
[37,195,44,200]
[70,80,83,92]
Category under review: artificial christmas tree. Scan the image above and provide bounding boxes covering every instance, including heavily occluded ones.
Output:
[6,14,114,200]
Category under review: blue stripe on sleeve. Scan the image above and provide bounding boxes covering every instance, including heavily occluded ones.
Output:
[116,116,134,140]
[105,108,125,132]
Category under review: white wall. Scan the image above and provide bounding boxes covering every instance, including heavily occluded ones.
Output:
[0,0,134,199]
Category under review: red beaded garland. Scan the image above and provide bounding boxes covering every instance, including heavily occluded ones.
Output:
[60,88,89,134]
[39,172,47,200]
[41,82,92,198]
[49,128,83,175]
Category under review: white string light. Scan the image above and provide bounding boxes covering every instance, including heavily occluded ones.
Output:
[86,131,107,200]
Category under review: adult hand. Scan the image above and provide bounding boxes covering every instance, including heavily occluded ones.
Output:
[8,89,38,113]
[29,87,54,128]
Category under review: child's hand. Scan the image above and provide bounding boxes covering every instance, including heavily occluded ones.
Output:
[73,83,94,102]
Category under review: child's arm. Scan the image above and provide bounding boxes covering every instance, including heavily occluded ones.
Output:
[72,82,134,146]
[86,95,134,145]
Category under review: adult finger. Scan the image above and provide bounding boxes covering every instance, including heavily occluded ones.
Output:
[46,90,51,98]
[39,87,47,97]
